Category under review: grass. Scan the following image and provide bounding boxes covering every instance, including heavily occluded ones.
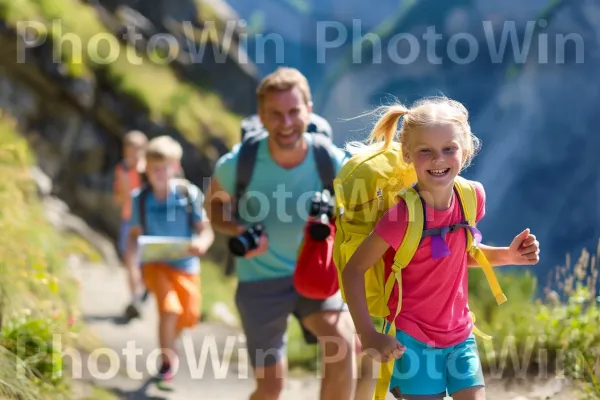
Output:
[467,241,600,398]
[0,0,242,149]
[0,111,103,399]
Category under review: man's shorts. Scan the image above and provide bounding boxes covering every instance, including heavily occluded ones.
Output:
[389,330,485,398]
[235,275,347,369]
[142,263,200,332]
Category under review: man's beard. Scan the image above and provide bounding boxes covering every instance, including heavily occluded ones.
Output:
[273,131,303,150]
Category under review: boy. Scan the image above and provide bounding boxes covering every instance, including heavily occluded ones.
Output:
[124,135,214,388]
[113,130,148,319]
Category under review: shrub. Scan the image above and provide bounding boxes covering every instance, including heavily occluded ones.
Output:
[469,240,600,399]
[0,113,91,398]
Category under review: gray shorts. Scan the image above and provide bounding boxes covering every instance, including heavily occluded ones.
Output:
[235,275,347,369]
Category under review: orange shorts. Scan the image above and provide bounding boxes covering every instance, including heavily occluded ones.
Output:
[142,263,200,332]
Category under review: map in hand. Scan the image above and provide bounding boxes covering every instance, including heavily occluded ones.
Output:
[138,235,191,263]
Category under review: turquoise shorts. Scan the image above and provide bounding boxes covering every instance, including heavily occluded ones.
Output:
[389,330,485,397]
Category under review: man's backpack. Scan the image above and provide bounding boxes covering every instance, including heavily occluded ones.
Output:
[138,178,195,234]
[332,142,507,400]
[240,112,333,141]
[224,115,338,276]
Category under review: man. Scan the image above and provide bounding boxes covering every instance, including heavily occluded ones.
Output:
[205,67,368,400]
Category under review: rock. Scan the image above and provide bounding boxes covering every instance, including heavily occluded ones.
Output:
[41,195,121,267]
[0,2,258,254]
[29,165,52,196]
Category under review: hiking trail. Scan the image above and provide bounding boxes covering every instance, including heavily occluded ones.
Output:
[72,260,578,400]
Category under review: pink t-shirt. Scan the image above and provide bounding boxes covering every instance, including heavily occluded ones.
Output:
[374,180,486,348]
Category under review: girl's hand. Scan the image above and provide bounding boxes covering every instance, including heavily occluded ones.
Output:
[362,331,406,363]
[508,228,540,265]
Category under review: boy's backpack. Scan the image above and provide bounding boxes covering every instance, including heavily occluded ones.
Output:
[138,178,195,234]
[332,142,507,400]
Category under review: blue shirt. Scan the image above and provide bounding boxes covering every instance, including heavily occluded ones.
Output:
[129,180,207,273]
[214,133,349,282]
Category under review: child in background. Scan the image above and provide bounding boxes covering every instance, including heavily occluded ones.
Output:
[341,97,540,399]
[125,135,214,389]
[113,130,148,319]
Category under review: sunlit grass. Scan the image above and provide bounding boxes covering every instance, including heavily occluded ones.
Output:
[0,0,242,149]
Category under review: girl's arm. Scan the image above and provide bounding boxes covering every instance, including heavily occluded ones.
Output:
[341,231,392,339]
[467,244,510,267]
[468,229,540,267]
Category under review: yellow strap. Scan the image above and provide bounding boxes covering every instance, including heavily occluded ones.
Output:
[373,271,402,400]
[394,187,422,269]
[454,177,507,305]
[470,311,493,340]
[373,325,395,400]
[470,247,507,305]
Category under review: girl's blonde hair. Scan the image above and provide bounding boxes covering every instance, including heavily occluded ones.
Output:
[346,96,481,170]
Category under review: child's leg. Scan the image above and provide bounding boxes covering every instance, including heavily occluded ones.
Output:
[142,264,182,368]
[449,386,485,400]
[446,334,485,400]
[171,270,200,336]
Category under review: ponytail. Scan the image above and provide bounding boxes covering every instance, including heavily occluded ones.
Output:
[367,105,409,150]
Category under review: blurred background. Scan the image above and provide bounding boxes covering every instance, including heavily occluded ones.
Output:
[0,0,598,399]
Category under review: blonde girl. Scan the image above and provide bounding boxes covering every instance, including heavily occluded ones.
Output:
[342,96,540,400]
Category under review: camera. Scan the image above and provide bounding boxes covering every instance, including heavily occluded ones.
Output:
[308,189,335,240]
[228,223,265,257]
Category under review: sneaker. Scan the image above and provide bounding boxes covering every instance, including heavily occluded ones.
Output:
[124,302,141,320]
[155,362,174,391]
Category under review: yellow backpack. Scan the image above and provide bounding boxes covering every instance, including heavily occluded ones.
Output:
[332,142,507,400]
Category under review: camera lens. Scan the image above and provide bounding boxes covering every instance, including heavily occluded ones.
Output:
[228,236,250,257]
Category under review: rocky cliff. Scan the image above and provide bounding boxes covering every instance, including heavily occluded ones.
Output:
[0,0,258,240]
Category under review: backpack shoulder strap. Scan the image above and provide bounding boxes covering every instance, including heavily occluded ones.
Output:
[453,176,477,230]
[234,132,267,218]
[171,178,196,231]
[138,185,150,234]
[453,176,507,306]
[311,134,336,193]
[393,186,425,271]
[383,186,424,319]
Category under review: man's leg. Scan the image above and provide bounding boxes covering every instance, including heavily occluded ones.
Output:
[295,292,356,400]
[235,277,298,400]
[353,352,378,400]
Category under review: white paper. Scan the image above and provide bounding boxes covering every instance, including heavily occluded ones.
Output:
[137,235,191,263]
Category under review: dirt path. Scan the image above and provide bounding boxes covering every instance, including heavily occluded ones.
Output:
[72,261,581,400]
[72,261,327,400]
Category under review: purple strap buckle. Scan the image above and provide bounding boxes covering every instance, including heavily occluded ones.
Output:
[430,225,483,260]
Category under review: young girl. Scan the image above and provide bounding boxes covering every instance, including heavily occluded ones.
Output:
[341,96,540,400]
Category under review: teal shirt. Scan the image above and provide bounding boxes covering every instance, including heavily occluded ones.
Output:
[214,133,348,282]
[129,181,207,274]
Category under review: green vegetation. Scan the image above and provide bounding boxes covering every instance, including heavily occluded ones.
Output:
[0,112,101,399]
[469,243,600,398]
[200,225,600,397]
[0,0,242,149]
